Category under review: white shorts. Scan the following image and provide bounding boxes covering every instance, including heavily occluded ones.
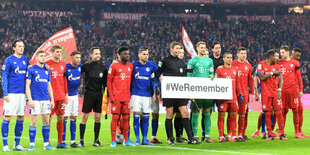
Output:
[130,95,152,113]
[151,98,160,113]
[3,94,26,116]
[30,100,51,115]
[64,95,79,117]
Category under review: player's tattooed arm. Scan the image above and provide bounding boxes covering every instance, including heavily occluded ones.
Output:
[258,71,272,81]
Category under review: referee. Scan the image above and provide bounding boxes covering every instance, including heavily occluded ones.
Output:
[79,47,107,147]
[156,41,201,145]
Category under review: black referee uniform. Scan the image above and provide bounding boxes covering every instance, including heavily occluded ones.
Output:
[210,54,224,72]
[81,61,108,113]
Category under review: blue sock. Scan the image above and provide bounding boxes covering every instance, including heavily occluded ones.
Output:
[42,125,50,144]
[2,120,10,146]
[14,120,24,146]
[133,113,140,142]
[261,112,266,133]
[151,119,158,137]
[271,114,274,127]
[142,113,150,141]
[201,113,205,137]
[70,120,76,142]
[63,120,67,142]
[29,126,36,145]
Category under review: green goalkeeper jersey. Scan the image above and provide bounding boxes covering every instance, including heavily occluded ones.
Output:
[187,56,214,78]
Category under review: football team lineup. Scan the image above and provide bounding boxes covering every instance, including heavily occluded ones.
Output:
[1,40,308,154]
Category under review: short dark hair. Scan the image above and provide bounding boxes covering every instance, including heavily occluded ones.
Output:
[266,50,276,59]
[280,45,290,51]
[237,47,246,53]
[90,46,100,54]
[117,46,129,55]
[211,41,221,49]
[35,50,45,57]
[293,47,302,53]
[70,51,81,56]
[138,46,148,54]
[170,42,182,49]
[51,44,62,52]
[12,40,23,53]
[223,52,232,58]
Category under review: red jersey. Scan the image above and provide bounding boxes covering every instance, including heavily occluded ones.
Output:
[215,65,238,103]
[232,60,254,96]
[46,59,68,101]
[257,61,280,97]
[107,60,133,102]
[279,59,301,93]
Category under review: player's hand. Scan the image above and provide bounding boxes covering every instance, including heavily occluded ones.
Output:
[159,76,163,83]
[152,94,157,103]
[255,92,260,101]
[4,96,10,103]
[65,94,69,104]
[44,64,50,70]
[29,100,35,108]
[299,91,303,98]
[210,75,214,81]
[27,65,33,69]
[238,94,244,104]
[50,100,55,109]
[273,70,282,75]
[277,91,282,100]
[251,94,255,102]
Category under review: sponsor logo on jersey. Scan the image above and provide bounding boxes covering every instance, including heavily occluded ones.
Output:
[35,75,48,82]
[68,74,80,81]
[14,66,26,74]
[135,72,149,80]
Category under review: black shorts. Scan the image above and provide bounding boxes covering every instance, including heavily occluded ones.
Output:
[82,91,103,113]
[163,99,187,109]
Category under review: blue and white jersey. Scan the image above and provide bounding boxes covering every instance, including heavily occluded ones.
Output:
[1,55,30,96]
[66,63,81,96]
[26,65,51,101]
[131,61,157,97]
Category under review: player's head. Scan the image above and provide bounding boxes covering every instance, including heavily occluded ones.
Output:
[90,46,101,62]
[117,46,130,62]
[223,52,232,65]
[70,51,81,66]
[196,41,207,56]
[292,47,302,61]
[138,46,149,63]
[280,45,290,59]
[12,40,24,55]
[266,49,276,63]
[237,47,247,61]
[51,44,62,60]
[178,47,185,59]
[35,50,46,65]
[170,42,182,57]
[274,49,280,64]
[211,41,221,57]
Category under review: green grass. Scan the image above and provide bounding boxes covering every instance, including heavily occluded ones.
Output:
[1,110,310,154]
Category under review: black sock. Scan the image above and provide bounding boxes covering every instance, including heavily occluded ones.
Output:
[165,119,173,139]
[182,118,193,140]
[174,117,182,138]
[94,122,101,142]
[80,123,86,140]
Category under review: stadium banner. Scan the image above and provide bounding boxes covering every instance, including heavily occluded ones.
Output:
[216,0,278,4]
[30,27,77,65]
[170,13,211,20]
[20,10,73,18]
[161,76,233,99]
[104,0,147,2]
[168,0,213,3]
[227,15,273,21]
[182,26,197,58]
[279,0,309,4]
[101,12,148,21]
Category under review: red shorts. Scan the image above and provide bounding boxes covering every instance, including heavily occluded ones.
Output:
[238,95,249,115]
[217,101,238,112]
[51,99,66,115]
[261,95,282,111]
[111,100,130,114]
[282,91,299,109]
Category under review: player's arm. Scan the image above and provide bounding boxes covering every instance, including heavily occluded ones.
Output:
[187,59,194,77]
[151,66,157,102]
[107,65,116,103]
[209,59,215,79]
[25,68,34,108]
[253,72,260,100]
[47,82,54,109]
[248,66,255,99]
[277,73,283,99]
[155,59,166,82]
[295,63,303,97]
[64,66,69,104]
[2,59,10,102]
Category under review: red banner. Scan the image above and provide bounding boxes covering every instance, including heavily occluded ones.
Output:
[30,27,77,65]
[170,13,211,20]
[217,0,277,4]
[101,12,148,21]
[20,10,73,18]
[227,15,273,22]
[280,0,309,4]
[168,0,213,3]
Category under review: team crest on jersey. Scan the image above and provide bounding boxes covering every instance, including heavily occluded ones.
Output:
[207,62,209,65]
[180,68,183,73]
[136,67,138,69]
[245,66,248,70]
[68,69,71,72]
[263,105,266,109]
[99,72,103,78]
[290,64,293,67]
[188,65,191,69]
[108,68,112,74]
[146,67,150,72]
[272,68,275,71]
[35,71,38,73]
[1,65,5,70]
[61,66,64,70]
[14,62,17,64]
[45,71,48,75]
[258,64,262,70]
[210,68,214,72]
[196,63,199,66]
[23,61,26,65]
[224,72,227,75]
[51,67,54,70]
[119,69,122,72]
[78,67,81,72]
[233,71,236,75]
[128,68,131,71]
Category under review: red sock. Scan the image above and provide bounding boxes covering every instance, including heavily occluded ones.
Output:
[298,103,303,132]
[230,113,237,137]
[264,111,273,134]
[292,109,299,134]
[238,115,245,137]
[257,112,262,131]
[243,111,248,135]
[57,121,63,144]
[227,115,231,136]
[111,114,119,142]
[275,110,285,134]
[218,114,225,137]
[282,109,288,128]
[272,113,277,131]
[121,114,130,142]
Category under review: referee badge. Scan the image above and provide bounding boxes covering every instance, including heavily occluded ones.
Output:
[158,61,162,67]
[99,72,103,77]
[180,68,183,73]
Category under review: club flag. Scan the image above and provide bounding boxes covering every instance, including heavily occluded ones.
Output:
[30,27,77,65]
[102,87,109,116]
[182,26,197,58]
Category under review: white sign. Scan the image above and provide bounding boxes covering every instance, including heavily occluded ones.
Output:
[161,76,233,100]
